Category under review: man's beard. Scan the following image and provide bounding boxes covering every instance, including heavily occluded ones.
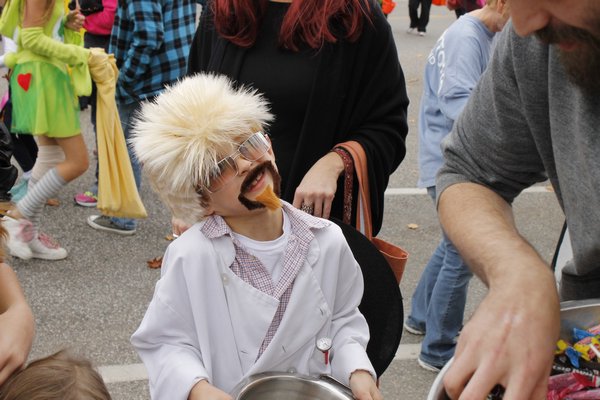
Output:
[238,161,282,211]
[536,22,600,95]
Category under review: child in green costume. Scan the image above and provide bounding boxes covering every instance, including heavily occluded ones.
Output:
[0,0,92,260]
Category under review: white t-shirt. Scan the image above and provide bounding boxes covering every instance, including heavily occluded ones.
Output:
[232,210,290,284]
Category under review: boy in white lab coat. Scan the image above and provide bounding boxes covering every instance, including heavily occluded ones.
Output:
[129,74,380,400]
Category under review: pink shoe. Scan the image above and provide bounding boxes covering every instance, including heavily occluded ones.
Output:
[2,216,34,260]
[74,191,98,207]
[29,232,68,260]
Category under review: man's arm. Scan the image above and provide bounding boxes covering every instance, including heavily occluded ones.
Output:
[438,183,560,400]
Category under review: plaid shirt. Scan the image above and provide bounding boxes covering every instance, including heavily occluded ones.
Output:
[109,0,196,105]
[201,202,328,358]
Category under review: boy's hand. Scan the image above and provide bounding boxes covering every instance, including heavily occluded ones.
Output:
[188,379,232,400]
[349,370,383,400]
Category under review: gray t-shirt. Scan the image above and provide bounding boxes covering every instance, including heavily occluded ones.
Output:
[437,22,600,300]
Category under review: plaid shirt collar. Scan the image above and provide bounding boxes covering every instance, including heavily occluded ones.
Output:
[201,201,329,241]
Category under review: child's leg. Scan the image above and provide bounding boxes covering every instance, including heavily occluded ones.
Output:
[28,143,64,186]
[6,134,88,260]
[12,134,88,228]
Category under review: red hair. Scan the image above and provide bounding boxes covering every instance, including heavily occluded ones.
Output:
[213,0,372,51]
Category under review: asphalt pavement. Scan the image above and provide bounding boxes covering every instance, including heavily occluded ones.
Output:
[5,2,564,399]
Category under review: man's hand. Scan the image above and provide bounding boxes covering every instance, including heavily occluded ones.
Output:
[437,183,562,399]
[349,370,383,400]
[65,9,85,31]
[188,379,232,400]
[0,302,35,385]
[443,269,559,400]
[292,151,345,219]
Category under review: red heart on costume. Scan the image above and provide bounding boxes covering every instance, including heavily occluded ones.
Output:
[17,73,32,92]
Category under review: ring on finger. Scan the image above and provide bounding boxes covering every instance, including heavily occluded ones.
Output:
[300,203,314,214]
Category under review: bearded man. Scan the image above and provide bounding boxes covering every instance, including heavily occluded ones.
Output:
[432,0,600,398]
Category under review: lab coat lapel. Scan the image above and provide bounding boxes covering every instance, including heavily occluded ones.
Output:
[218,255,280,373]
[248,243,329,373]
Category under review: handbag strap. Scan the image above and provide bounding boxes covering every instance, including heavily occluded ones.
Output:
[337,141,373,240]
[331,147,354,225]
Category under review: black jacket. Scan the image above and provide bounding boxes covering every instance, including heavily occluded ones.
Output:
[188,0,409,235]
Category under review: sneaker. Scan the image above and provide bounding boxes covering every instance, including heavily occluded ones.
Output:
[407,27,416,34]
[87,215,136,236]
[29,232,68,260]
[418,31,426,36]
[74,191,98,207]
[9,178,29,202]
[418,357,443,373]
[2,216,34,260]
[404,321,425,335]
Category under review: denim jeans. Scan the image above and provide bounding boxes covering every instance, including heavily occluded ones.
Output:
[406,186,473,366]
[109,101,142,230]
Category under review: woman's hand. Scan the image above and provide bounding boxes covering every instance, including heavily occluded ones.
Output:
[293,151,344,219]
[349,370,383,400]
[188,379,232,400]
[65,9,85,31]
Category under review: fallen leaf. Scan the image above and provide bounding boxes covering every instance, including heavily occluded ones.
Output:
[165,234,175,241]
[407,223,419,230]
[545,185,554,192]
[147,256,162,269]
[46,198,60,206]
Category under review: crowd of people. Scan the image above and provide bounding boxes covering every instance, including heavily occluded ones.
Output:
[0,0,599,398]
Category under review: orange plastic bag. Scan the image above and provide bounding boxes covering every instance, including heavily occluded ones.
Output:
[381,0,396,14]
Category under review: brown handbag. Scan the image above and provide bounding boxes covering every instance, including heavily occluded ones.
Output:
[336,141,408,283]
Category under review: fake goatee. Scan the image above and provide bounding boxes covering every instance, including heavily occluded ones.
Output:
[238,161,282,211]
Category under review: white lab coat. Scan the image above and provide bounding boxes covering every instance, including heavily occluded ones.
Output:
[131,210,374,400]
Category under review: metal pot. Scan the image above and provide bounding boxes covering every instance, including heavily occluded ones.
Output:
[427,298,600,400]
[231,372,354,400]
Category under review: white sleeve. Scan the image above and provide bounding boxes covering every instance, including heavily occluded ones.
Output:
[130,248,210,400]
[328,232,376,384]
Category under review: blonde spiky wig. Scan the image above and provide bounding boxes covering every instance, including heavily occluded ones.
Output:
[130,73,273,224]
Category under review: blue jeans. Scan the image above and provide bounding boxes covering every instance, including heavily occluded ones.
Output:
[406,186,473,366]
[109,101,142,230]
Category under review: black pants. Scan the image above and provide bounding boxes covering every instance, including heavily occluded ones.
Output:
[0,122,17,201]
[2,94,38,173]
[408,0,433,32]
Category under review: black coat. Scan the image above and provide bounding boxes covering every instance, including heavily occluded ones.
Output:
[188,0,409,235]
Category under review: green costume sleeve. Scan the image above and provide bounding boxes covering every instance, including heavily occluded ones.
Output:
[63,22,84,46]
[20,26,90,67]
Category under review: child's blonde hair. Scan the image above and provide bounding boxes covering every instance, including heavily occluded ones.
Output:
[0,350,111,400]
[130,73,273,224]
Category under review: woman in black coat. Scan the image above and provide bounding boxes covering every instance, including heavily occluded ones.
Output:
[188,0,409,236]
